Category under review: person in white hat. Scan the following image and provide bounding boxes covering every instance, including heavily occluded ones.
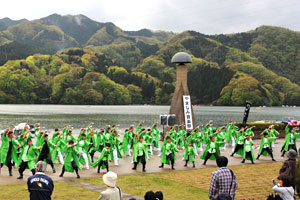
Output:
[98,171,122,200]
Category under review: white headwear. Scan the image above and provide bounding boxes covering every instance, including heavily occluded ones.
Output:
[103,171,117,187]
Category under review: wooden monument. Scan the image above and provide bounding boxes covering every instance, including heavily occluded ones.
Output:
[169,52,196,130]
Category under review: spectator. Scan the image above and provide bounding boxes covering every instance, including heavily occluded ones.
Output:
[208,156,238,200]
[279,149,297,188]
[144,191,156,200]
[155,191,163,200]
[272,174,294,200]
[27,161,54,200]
[98,171,122,200]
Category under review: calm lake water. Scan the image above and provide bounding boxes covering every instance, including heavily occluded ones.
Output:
[0,105,299,132]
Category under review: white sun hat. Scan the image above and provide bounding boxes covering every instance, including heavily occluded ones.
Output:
[103,171,117,187]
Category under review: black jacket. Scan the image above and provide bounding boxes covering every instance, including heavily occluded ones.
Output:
[27,172,54,200]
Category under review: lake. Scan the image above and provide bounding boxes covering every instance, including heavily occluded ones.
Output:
[0,105,299,132]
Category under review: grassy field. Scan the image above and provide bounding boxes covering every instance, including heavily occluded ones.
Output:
[0,181,100,200]
[0,162,286,200]
[81,162,284,200]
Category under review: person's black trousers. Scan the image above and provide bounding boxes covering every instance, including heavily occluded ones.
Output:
[242,151,254,163]
[1,151,13,174]
[133,154,146,170]
[97,160,109,173]
[60,161,79,176]
[161,153,175,168]
[231,144,244,156]
[258,147,274,159]
[204,152,219,164]
[39,153,55,170]
[19,161,35,177]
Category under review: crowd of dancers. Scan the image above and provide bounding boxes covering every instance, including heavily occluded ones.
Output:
[0,121,299,179]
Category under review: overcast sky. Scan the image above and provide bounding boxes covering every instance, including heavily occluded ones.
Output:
[0,0,299,34]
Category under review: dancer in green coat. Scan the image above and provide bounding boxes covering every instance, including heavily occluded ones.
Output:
[59,140,81,179]
[241,135,257,164]
[257,131,276,161]
[159,136,179,170]
[132,132,150,172]
[281,124,300,157]
[183,141,196,168]
[36,132,57,173]
[78,134,91,170]
[0,129,21,176]
[91,143,112,173]
[17,138,42,179]
[231,128,245,157]
[86,129,97,162]
[201,135,220,165]
[51,129,64,164]
[122,129,133,156]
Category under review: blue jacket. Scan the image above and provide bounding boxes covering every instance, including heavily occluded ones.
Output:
[27,172,54,200]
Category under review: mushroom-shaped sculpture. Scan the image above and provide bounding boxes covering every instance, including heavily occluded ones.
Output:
[171,52,192,64]
[169,52,195,130]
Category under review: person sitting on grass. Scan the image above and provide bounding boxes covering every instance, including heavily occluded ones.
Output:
[98,171,122,200]
[272,174,294,200]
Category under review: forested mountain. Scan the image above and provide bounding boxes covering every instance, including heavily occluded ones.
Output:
[0,14,299,106]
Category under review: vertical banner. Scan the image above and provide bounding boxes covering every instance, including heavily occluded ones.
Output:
[242,101,251,125]
[183,95,193,130]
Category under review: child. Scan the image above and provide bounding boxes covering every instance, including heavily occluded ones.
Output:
[183,142,196,168]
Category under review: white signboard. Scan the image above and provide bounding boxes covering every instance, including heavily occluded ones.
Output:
[183,95,193,130]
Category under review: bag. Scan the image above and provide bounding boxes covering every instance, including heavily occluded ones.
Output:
[216,193,232,200]
[216,170,234,200]
[117,187,122,200]
[266,193,283,200]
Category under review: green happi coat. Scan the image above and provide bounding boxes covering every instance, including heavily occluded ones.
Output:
[91,148,112,169]
[132,138,149,163]
[51,133,65,162]
[63,145,82,172]
[0,134,20,165]
[78,139,91,165]
[258,134,276,156]
[122,131,133,154]
[16,145,39,170]
[200,137,220,160]
[95,131,105,151]
[160,140,179,165]
[110,134,122,159]
[243,139,256,161]
[183,145,196,162]
[233,131,244,156]
[86,133,97,153]
[36,136,56,162]
[216,132,226,147]
[282,127,300,152]
[65,134,76,144]
[152,126,161,148]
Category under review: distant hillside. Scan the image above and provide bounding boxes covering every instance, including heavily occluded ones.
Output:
[0,14,174,65]
[0,14,299,106]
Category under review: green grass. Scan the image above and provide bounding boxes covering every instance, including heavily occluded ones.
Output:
[81,173,209,200]
[0,181,100,200]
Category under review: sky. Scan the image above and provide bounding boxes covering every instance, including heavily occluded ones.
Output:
[0,0,299,34]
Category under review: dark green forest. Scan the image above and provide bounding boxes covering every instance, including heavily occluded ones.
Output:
[0,14,300,106]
